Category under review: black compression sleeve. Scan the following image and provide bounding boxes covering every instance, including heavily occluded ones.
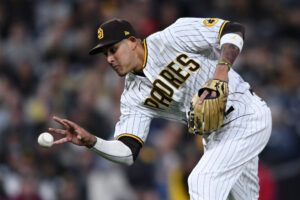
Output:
[221,22,246,39]
[118,136,142,161]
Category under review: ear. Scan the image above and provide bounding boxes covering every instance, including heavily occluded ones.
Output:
[127,36,138,50]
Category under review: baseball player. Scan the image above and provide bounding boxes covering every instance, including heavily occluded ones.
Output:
[49,18,272,199]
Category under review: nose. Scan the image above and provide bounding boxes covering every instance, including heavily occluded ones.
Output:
[106,53,114,64]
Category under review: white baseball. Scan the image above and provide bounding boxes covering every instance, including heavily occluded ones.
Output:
[38,132,54,148]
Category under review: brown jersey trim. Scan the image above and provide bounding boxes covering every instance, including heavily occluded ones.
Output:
[142,39,148,69]
[116,134,144,146]
[219,20,230,41]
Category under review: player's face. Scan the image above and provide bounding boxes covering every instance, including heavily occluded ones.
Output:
[103,39,136,77]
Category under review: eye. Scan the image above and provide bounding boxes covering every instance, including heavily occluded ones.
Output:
[102,48,108,57]
[109,47,117,54]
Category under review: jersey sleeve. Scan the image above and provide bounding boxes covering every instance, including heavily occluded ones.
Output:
[114,110,152,144]
[166,17,228,53]
[113,88,153,144]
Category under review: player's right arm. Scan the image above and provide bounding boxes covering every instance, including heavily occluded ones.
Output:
[196,21,245,102]
[49,116,141,166]
[167,17,245,54]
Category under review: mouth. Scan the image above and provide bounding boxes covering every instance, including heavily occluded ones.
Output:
[112,65,120,71]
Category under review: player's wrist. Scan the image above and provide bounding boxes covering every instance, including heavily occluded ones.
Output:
[217,61,231,71]
[213,64,229,82]
[86,135,97,149]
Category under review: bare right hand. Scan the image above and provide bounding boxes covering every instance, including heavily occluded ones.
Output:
[49,116,97,148]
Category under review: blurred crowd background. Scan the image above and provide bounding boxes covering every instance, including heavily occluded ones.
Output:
[0,0,299,200]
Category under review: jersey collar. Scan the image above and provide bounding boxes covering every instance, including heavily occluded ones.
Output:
[130,39,147,76]
[142,39,148,69]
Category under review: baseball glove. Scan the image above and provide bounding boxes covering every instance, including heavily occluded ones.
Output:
[188,79,228,135]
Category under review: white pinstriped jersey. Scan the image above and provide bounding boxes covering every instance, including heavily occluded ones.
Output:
[114,18,266,143]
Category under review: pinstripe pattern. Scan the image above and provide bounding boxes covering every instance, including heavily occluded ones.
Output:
[113,18,272,199]
[188,96,272,200]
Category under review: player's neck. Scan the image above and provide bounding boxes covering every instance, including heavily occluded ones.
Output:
[133,42,145,74]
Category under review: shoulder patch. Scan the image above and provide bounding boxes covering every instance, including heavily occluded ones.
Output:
[203,18,219,27]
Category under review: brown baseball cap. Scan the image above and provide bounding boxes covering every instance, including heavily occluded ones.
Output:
[89,19,137,55]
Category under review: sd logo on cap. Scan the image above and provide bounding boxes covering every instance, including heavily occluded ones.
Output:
[89,19,137,55]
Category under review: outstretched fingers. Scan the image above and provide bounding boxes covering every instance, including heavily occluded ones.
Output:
[48,127,69,145]
[54,137,70,145]
[53,116,65,125]
[48,127,66,135]
[53,116,73,131]
[61,119,78,129]
[51,116,82,146]
[61,119,88,143]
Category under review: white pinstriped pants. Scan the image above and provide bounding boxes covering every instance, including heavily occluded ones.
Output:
[188,102,272,200]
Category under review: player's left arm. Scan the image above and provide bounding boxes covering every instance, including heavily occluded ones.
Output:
[199,22,245,102]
